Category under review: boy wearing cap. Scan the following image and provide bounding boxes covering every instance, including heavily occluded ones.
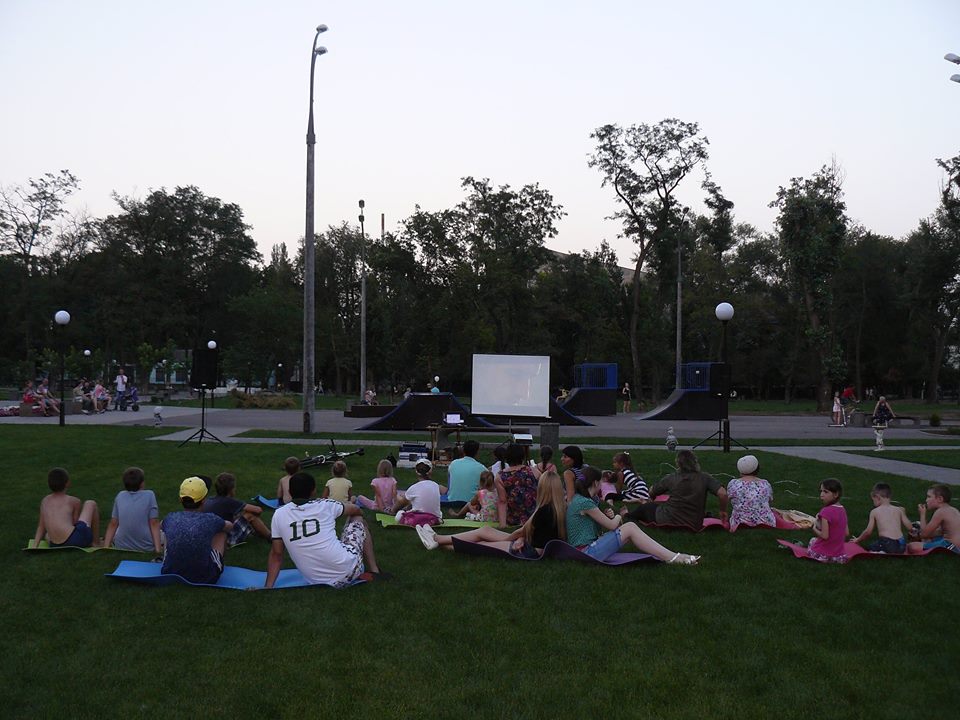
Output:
[266,471,381,588]
[161,476,233,584]
[393,458,446,527]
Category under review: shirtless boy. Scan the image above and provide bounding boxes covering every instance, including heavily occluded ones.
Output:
[276,456,301,505]
[849,483,912,554]
[908,484,960,555]
[33,467,100,547]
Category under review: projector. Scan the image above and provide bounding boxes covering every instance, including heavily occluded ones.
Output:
[512,433,534,446]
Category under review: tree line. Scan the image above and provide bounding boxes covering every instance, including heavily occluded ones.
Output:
[1,121,958,410]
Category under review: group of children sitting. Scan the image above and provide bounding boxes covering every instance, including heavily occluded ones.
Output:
[33,447,960,580]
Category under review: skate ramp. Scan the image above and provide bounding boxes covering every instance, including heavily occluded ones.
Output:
[635,389,724,421]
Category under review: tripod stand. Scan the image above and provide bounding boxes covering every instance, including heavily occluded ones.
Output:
[693,418,748,453]
[178,386,224,446]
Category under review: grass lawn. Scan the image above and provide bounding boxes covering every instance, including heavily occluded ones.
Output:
[847,449,960,471]
[235,428,959,448]
[3,426,958,719]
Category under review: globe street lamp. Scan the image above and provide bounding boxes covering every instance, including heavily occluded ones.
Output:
[54,310,70,426]
[715,302,734,452]
[359,199,367,403]
[303,24,328,434]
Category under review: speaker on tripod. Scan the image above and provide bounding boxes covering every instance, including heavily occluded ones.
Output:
[179,342,224,446]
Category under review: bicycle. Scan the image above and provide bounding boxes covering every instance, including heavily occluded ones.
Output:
[299,439,365,469]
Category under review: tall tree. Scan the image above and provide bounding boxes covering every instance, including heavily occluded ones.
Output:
[589,120,709,406]
[771,164,848,410]
[0,170,80,356]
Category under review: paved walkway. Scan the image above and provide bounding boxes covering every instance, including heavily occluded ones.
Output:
[5,406,957,484]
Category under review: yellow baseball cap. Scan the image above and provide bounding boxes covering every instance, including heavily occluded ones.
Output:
[180,476,208,503]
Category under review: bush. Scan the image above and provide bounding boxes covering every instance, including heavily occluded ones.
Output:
[228,389,297,409]
[929,413,941,427]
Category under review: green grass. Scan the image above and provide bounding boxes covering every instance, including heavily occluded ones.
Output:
[235,428,959,448]
[847,449,960,470]
[3,426,959,719]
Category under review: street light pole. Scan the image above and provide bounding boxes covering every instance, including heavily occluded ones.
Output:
[303,24,328,434]
[54,310,71,426]
[946,52,960,83]
[715,302,734,452]
[358,199,367,401]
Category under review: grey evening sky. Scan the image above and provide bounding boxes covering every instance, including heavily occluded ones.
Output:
[1,0,958,266]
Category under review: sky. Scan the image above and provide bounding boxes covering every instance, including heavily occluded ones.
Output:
[2,0,959,267]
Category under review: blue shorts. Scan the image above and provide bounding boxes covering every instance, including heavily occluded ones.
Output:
[582,528,622,561]
[52,521,93,548]
[923,538,960,553]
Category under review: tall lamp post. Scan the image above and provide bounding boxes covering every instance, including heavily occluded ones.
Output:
[54,310,71,426]
[303,24,328,434]
[715,302,734,452]
[946,52,960,83]
[358,199,367,401]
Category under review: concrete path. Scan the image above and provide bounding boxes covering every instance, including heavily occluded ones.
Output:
[5,405,957,484]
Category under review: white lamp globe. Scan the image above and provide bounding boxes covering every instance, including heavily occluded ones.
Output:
[54,310,71,325]
[434,375,440,382]
[715,303,735,322]
[207,340,217,350]
[83,349,91,357]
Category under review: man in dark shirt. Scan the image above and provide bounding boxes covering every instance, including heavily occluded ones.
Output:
[626,450,728,529]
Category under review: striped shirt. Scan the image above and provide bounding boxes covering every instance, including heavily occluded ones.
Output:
[621,468,649,501]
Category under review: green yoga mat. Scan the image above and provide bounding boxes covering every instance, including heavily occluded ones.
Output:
[375,513,497,529]
[24,539,145,553]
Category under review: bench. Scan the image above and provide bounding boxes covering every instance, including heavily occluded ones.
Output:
[19,401,83,416]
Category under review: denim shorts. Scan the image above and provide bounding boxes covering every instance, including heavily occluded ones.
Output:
[582,528,622,561]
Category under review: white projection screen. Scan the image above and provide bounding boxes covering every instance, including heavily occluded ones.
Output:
[471,354,550,418]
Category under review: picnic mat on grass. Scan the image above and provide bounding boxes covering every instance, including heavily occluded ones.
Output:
[254,495,281,509]
[24,540,143,553]
[777,540,953,562]
[637,510,805,533]
[451,537,657,566]
[376,513,497,529]
[105,560,366,590]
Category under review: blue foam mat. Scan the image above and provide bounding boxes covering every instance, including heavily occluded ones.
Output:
[105,560,364,590]
[254,495,281,509]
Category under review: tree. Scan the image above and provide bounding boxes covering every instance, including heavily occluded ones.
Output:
[771,164,848,411]
[0,170,80,357]
[589,120,709,405]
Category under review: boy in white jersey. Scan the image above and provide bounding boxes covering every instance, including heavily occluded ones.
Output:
[266,471,382,588]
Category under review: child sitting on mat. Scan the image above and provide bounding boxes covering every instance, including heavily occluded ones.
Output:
[566,466,699,564]
[356,459,399,513]
[102,466,161,554]
[807,478,849,563]
[161,477,232,584]
[323,461,355,504]
[848,482,912,554]
[908,484,960,555]
[417,470,567,555]
[449,470,498,522]
[613,452,650,507]
[33,467,101,548]
[394,458,446,526]
[598,470,619,509]
[203,472,271,547]
[276,456,301,506]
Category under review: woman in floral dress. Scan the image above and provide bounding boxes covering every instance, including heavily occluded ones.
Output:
[726,455,775,531]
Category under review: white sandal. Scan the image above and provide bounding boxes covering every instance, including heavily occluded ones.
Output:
[668,552,700,565]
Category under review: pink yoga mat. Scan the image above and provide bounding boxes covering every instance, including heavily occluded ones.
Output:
[777,540,952,562]
[636,511,802,533]
[450,537,657,566]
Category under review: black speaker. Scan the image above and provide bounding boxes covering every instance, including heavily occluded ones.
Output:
[190,348,218,388]
[709,362,730,398]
